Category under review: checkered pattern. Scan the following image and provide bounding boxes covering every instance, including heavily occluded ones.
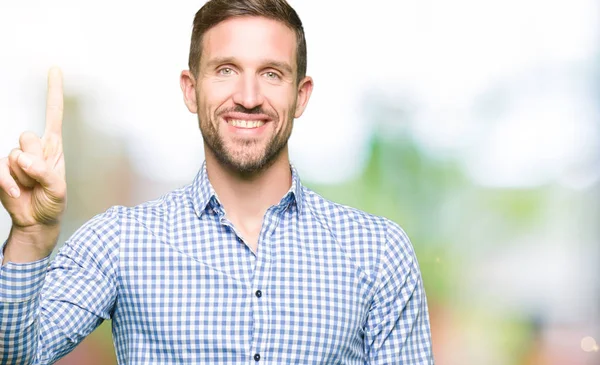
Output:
[0,162,433,364]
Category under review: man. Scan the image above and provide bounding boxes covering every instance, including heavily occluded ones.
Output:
[0,0,433,363]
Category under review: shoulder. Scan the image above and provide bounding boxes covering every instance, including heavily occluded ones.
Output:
[68,183,192,245]
[122,184,191,221]
[113,183,193,225]
[302,187,390,232]
[301,186,416,274]
[302,186,409,242]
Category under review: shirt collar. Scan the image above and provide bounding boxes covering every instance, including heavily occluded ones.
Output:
[191,161,304,219]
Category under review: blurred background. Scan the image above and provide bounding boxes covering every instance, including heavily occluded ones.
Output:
[1,0,598,363]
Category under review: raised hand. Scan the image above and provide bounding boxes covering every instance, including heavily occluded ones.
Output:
[0,67,67,263]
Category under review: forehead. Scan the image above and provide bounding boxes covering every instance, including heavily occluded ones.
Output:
[201,16,297,69]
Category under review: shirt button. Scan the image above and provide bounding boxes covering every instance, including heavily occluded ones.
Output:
[255,290,262,298]
[254,353,261,361]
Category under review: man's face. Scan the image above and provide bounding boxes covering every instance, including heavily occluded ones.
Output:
[183,16,312,175]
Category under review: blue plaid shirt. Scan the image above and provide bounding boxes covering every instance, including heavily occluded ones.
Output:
[0,162,433,364]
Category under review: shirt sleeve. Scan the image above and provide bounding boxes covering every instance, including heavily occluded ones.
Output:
[363,221,434,364]
[0,210,120,365]
[0,245,50,364]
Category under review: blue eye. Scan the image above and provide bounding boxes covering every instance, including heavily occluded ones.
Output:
[264,71,280,80]
[219,68,233,76]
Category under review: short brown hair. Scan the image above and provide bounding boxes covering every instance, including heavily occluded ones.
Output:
[188,0,307,84]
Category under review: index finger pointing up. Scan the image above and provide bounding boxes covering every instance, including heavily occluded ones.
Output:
[44,67,64,139]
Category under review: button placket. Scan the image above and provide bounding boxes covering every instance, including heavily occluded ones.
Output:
[250,210,276,365]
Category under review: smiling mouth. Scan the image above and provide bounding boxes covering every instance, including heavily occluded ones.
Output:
[227,119,266,129]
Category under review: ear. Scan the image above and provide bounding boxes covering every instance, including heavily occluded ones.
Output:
[180,70,198,114]
[294,76,313,118]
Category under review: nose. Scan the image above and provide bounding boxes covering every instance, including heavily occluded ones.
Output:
[232,73,264,109]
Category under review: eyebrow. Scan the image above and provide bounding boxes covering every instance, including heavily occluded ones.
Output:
[205,57,294,75]
[263,60,293,75]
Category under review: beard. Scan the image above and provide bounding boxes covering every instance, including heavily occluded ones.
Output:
[198,104,294,176]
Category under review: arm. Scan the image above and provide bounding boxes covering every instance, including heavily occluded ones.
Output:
[363,222,434,364]
[0,67,113,364]
[0,245,49,364]
[1,67,66,266]
[0,213,119,364]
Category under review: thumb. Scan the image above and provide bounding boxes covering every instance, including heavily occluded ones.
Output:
[17,152,64,195]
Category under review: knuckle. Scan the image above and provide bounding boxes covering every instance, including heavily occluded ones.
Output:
[19,131,35,144]
[19,131,41,152]
[8,148,22,162]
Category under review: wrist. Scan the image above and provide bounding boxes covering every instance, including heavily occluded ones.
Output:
[3,224,60,264]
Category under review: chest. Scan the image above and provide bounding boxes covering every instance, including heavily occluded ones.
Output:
[113,227,371,363]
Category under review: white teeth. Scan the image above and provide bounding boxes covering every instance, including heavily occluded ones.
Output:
[229,119,265,128]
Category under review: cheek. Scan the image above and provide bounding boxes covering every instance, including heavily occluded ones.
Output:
[264,86,296,115]
[199,81,236,111]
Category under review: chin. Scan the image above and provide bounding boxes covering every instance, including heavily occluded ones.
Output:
[228,161,269,175]
[208,136,286,175]
[219,152,270,175]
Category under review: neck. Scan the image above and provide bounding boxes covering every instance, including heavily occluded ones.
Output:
[204,148,292,224]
